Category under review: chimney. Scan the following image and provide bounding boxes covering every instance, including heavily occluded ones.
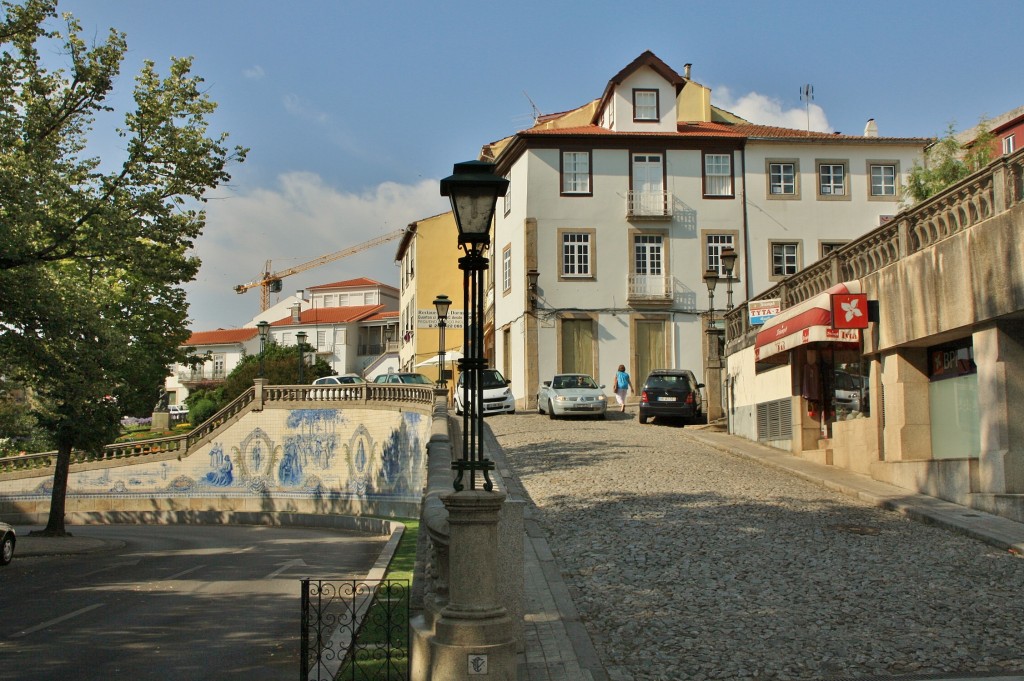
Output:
[864,118,878,137]
[683,63,692,80]
[291,302,301,323]
[295,289,304,301]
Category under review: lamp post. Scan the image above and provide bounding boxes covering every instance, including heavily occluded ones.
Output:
[703,270,719,330]
[433,294,451,389]
[720,248,738,311]
[527,269,540,310]
[441,160,509,492]
[295,331,307,384]
[257,321,270,378]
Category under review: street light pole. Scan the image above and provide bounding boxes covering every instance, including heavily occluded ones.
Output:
[720,248,738,311]
[441,160,509,492]
[296,331,307,384]
[703,270,719,330]
[257,321,270,378]
[433,294,451,389]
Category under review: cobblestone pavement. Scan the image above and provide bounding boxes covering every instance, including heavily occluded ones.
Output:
[487,411,1024,681]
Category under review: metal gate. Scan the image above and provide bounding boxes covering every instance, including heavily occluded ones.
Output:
[300,578,410,681]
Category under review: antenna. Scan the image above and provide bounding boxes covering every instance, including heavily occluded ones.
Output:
[523,91,542,123]
[800,84,814,132]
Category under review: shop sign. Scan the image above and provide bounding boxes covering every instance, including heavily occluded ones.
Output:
[831,293,869,329]
[748,298,781,326]
[928,338,976,379]
[417,309,465,329]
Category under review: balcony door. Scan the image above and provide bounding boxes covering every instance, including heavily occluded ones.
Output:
[632,234,665,297]
[634,320,667,386]
[632,153,664,216]
[560,318,595,377]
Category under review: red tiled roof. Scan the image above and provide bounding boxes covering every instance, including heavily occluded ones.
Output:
[308,277,397,292]
[270,304,384,326]
[731,124,931,143]
[185,328,258,346]
[519,122,928,144]
[365,310,399,322]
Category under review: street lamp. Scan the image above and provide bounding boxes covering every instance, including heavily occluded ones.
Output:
[703,270,719,330]
[433,294,451,389]
[720,248,738,311]
[441,160,509,492]
[257,321,270,378]
[296,331,307,384]
[527,269,540,310]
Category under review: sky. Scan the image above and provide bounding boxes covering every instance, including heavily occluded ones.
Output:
[51,0,1024,331]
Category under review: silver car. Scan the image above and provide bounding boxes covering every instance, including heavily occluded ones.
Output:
[537,373,607,419]
[1,522,15,565]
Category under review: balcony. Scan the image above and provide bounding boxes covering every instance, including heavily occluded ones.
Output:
[177,369,226,384]
[627,191,672,220]
[627,273,673,304]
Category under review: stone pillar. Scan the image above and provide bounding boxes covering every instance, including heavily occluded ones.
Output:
[976,321,1024,493]
[151,411,170,431]
[253,378,267,410]
[880,348,931,461]
[430,490,516,680]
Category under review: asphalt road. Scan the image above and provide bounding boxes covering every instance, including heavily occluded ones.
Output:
[0,524,387,680]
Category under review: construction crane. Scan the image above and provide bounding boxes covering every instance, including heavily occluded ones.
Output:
[234,228,407,310]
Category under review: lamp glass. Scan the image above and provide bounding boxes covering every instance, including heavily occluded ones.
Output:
[433,294,451,319]
[440,160,509,245]
[703,270,719,293]
[257,321,270,341]
[720,248,738,277]
[296,331,307,345]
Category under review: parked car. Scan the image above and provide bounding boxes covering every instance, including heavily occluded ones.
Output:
[638,369,705,425]
[168,404,188,415]
[834,371,868,413]
[1,522,15,566]
[312,374,365,386]
[373,372,433,385]
[537,373,607,419]
[454,369,515,416]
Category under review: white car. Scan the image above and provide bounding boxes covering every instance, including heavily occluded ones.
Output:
[537,373,607,419]
[454,369,515,416]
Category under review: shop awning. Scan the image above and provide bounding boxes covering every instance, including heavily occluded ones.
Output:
[754,281,862,361]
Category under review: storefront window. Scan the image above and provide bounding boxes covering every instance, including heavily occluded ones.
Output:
[834,349,869,420]
[927,339,979,459]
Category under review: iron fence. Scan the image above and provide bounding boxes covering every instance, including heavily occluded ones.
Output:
[300,578,410,681]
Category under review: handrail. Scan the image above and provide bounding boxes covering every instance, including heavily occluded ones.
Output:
[725,147,1024,343]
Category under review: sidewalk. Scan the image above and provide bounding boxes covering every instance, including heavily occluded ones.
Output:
[15,532,125,557]
[496,425,1024,681]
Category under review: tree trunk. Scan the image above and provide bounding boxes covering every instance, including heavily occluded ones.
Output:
[41,442,73,536]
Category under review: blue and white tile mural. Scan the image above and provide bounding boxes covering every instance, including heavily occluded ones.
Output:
[0,408,429,511]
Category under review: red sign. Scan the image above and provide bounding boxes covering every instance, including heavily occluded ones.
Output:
[831,293,869,329]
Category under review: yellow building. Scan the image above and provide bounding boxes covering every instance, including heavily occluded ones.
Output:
[395,212,466,397]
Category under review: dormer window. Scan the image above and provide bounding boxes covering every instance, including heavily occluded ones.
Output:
[633,89,659,122]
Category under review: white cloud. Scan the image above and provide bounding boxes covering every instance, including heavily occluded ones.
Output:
[242,64,265,80]
[715,86,832,133]
[185,173,449,330]
[283,93,329,124]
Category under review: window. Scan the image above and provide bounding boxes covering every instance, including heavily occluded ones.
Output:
[633,89,659,121]
[1004,134,1016,155]
[213,354,226,379]
[633,234,663,276]
[820,241,847,257]
[818,162,846,197]
[560,231,592,278]
[323,294,335,307]
[501,245,511,293]
[769,162,796,195]
[705,234,736,275]
[317,330,327,349]
[503,174,511,215]
[870,164,896,196]
[771,242,800,278]
[703,152,733,197]
[561,151,591,195]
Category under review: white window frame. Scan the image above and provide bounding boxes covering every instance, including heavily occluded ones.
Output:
[770,242,800,279]
[633,89,659,121]
[561,151,591,195]
[703,152,733,197]
[560,231,593,279]
[503,174,511,215]
[870,163,896,196]
[633,234,664,276]
[769,162,796,196]
[815,161,847,196]
[1004,134,1016,155]
[501,244,512,293]
[705,233,736,275]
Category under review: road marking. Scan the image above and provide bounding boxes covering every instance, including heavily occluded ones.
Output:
[266,558,307,579]
[164,565,206,581]
[79,560,141,578]
[11,603,104,639]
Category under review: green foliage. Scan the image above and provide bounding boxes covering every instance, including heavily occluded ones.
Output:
[0,379,54,455]
[0,0,246,533]
[904,120,994,205]
[219,342,334,405]
[188,398,219,425]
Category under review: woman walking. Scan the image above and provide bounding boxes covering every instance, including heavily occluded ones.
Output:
[614,364,633,413]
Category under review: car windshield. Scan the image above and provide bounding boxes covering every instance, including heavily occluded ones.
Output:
[646,375,693,390]
[462,370,507,390]
[554,375,597,390]
[402,374,432,384]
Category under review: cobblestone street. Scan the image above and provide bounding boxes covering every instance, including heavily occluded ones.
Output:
[488,411,1024,681]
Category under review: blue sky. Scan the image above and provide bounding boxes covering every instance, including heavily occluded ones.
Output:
[54,0,1024,330]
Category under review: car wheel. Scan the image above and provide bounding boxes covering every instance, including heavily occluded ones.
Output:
[639,414,648,424]
[548,401,557,419]
[1,534,13,565]
[537,397,544,415]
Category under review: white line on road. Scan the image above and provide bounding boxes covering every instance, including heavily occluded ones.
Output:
[10,603,105,639]
[164,565,206,581]
[266,558,307,579]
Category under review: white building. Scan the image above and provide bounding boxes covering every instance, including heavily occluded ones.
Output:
[484,50,928,409]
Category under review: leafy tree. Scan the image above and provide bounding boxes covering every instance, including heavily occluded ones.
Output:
[904,121,994,205]
[219,342,334,405]
[0,0,246,535]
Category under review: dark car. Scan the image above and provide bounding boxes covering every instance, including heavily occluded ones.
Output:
[1,522,15,565]
[638,369,705,425]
